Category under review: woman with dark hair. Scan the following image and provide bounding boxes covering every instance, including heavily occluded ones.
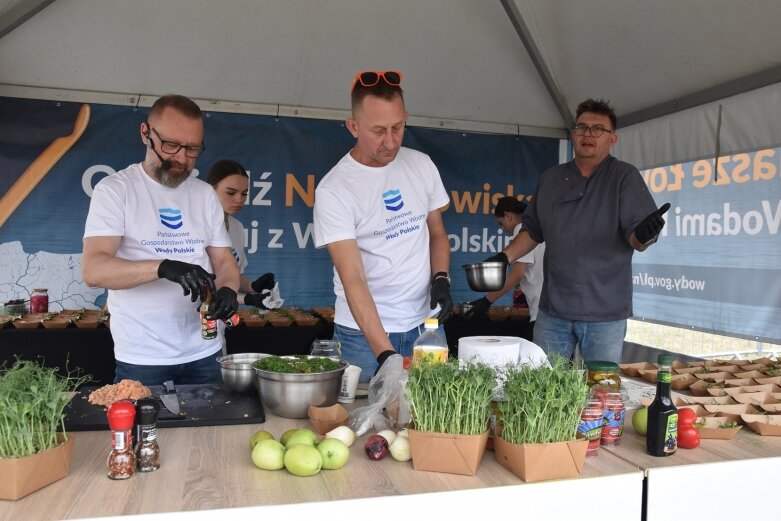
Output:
[464,196,544,337]
[206,159,276,308]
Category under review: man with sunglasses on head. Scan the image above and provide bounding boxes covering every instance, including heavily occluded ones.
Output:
[483,98,670,365]
[313,71,453,383]
[82,94,240,386]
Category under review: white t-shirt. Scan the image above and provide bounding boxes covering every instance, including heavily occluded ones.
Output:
[226,215,248,274]
[513,222,545,322]
[313,147,450,332]
[83,163,232,364]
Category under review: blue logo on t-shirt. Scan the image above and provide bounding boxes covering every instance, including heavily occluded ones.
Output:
[231,247,240,264]
[159,208,183,229]
[383,189,404,211]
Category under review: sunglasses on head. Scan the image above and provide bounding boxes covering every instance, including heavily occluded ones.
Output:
[352,70,403,89]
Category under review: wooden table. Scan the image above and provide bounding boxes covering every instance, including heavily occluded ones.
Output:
[0,411,643,521]
[603,409,781,521]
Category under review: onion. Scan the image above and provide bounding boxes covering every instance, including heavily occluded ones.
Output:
[376,429,396,445]
[325,425,357,447]
[389,436,411,461]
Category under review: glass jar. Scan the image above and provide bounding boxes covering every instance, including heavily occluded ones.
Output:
[311,339,341,359]
[586,361,621,392]
[30,288,49,313]
[600,392,626,446]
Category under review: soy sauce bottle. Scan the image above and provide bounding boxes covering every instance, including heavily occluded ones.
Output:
[646,354,678,456]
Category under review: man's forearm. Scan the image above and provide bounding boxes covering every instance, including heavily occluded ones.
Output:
[502,230,538,263]
[343,283,393,357]
[82,252,161,290]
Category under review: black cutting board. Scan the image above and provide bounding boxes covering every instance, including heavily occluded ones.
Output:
[64,384,265,431]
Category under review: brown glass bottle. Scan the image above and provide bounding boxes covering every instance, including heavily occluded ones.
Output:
[646,354,678,456]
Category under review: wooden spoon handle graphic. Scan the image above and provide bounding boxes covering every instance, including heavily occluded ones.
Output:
[0,103,91,227]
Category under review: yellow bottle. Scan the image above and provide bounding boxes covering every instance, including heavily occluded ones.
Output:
[411,318,448,366]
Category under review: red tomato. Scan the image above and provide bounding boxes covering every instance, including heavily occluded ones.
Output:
[678,408,697,427]
[402,357,411,371]
[677,426,701,449]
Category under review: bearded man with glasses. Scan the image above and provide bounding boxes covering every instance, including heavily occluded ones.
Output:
[313,71,453,382]
[483,98,670,365]
[82,94,240,386]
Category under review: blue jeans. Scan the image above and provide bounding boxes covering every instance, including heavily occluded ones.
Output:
[114,352,222,386]
[333,322,447,384]
[533,309,626,364]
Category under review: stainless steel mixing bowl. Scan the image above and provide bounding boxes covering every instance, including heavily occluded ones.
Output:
[462,262,507,291]
[254,357,348,419]
[216,353,269,393]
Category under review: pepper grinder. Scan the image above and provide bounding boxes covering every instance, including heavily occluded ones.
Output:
[107,400,136,479]
[135,397,161,472]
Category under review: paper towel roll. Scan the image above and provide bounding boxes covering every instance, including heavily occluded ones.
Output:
[458,336,549,368]
[458,336,521,367]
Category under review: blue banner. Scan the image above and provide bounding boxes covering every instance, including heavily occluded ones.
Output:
[633,150,781,341]
[0,97,557,313]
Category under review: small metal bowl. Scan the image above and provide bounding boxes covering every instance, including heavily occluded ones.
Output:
[462,262,507,292]
[216,353,269,393]
[254,357,348,419]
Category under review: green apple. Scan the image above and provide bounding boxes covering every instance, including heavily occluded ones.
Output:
[280,428,299,446]
[632,406,649,436]
[249,430,275,450]
[317,438,350,470]
[284,429,318,449]
[284,444,323,476]
[251,439,286,470]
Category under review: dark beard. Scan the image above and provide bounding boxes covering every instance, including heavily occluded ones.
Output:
[155,165,189,188]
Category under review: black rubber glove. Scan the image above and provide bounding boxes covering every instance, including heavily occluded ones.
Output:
[158,259,215,302]
[243,291,269,309]
[635,203,671,244]
[250,273,276,293]
[208,287,239,320]
[375,349,397,376]
[464,296,491,321]
[430,277,453,323]
[483,252,509,264]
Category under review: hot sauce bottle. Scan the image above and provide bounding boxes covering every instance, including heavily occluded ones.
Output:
[200,285,218,340]
[646,354,678,456]
[107,400,136,479]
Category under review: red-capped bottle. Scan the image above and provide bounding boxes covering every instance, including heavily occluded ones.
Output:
[107,400,136,479]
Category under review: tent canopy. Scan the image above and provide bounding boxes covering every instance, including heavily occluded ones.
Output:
[2,0,781,141]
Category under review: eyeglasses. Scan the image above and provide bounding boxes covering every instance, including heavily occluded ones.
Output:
[352,70,403,89]
[147,127,206,158]
[571,124,614,138]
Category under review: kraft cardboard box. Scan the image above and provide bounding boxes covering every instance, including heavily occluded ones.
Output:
[408,429,488,476]
[493,437,588,483]
[0,434,74,500]
[741,414,781,435]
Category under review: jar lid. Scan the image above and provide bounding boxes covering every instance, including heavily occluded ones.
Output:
[32,288,48,292]
[658,354,674,365]
[585,360,619,371]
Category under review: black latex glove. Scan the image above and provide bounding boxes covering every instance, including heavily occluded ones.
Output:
[243,291,269,309]
[375,349,397,376]
[250,272,276,293]
[635,203,671,244]
[463,296,491,321]
[483,252,509,264]
[430,277,454,323]
[157,259,215,302]
[208,287,239,320]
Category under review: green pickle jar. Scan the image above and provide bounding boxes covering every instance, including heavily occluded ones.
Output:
[586,361,621,392]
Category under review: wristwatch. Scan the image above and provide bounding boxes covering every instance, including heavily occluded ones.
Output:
[432,271,451,286]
